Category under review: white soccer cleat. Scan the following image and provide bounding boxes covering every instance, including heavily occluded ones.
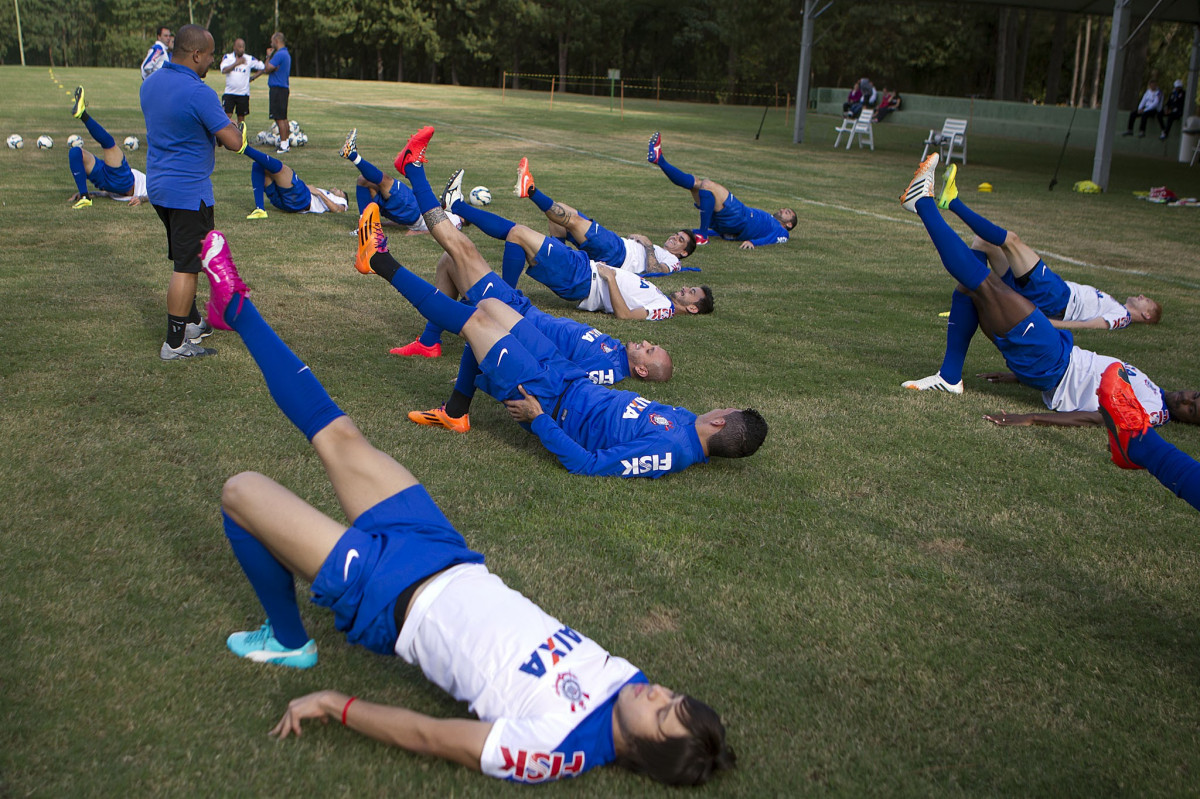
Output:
[900,152,938,213]
[902,372,963,394]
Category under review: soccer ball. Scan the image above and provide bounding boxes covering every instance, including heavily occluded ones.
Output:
[36,135,53,149]
[67,134,83,148]
[7,134,23,149]
[123,136,139,151]
[289,132,308,147]
[469,186,492,207]
[255,130,273,145]
[289,120,301,134]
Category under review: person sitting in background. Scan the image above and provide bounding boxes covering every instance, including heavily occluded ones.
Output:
[1159,80,1186,140]
[842,84,863,118]
[874,89,902,123]
[1123,81,1163,138]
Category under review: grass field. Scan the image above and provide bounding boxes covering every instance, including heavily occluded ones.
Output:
[3,65,1200,796]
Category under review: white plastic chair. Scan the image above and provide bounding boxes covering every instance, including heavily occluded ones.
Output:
[834,108,874,150]
[921,118,968,164]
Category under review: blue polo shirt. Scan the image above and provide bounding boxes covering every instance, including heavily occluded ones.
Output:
[140,62,232,210]
[267,47,290,87]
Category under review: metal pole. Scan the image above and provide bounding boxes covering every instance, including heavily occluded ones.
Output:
[188,0,194,24]
[274,0,279,34]
[14,0,25,66]
[1091,0,1131,190]
[793,0,817,143]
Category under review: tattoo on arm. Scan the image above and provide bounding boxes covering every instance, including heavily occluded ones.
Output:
[421,207,449,230]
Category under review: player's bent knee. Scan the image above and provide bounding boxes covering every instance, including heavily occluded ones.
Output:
[222,471,270,511]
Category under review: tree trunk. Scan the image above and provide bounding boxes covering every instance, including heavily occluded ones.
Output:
[451,62,459,85]
[397,45,404,83]
[1089,19,1104,108]
[725,42,737,96]
[511,51,519,89]
[558,30,568,88]
[1013,10,1032,100]
[994,8,1009,99]
[1046,12,1067,104]
[377,46,383,80]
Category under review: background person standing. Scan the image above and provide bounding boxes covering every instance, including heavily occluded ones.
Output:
[140,26,171,80]
[140,23,248,360]
[220,38,265,125]
[264,33,292,153]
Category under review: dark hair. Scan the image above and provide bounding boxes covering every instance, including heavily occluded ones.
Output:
[157,26,171,37]
[707,408,767,459]
[680,231,697,258]
[174,24,209,54]
[616,695,736,786]
[694,286,714,315]
[779,209,797,231]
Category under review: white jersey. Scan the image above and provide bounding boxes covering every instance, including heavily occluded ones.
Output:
[1044,346,1168,425]
[617,238,681,275]
[220,52,265,96]
[1063,281,1131,329]
[111,168,148,202]
[304,187,348,214]
[140,41,169,80]
[578,264,675,321]
[396,564,642,783]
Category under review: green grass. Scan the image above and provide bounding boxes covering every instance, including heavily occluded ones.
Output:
[3,66,1200,797]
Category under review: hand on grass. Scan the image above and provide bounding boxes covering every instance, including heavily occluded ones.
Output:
[739,241,755,250]
[270,690,345,739]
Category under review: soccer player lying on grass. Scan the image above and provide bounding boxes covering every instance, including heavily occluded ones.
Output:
[395,242,672,432]
[67,87,148,209]
[647,131,795,248]
[900,153,1197,430]
[903,165,1162,395]
[354,125,765,477]
[513,157,696,274]
[339,127,462,234]
[445,183,711,323]
[242,146,348,219]
[198,230,735,787]
[1098,363,1200,512]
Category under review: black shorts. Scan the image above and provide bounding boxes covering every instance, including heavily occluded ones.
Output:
[154,203,215,274]
[268,86,289,120]
[222,93,250,117]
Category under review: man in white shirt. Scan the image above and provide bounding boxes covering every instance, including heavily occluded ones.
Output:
[140,26,171,80]
[220,39,265,124]
[1123,81,1163,137]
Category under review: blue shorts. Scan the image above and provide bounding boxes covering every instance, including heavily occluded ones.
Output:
[525,238,591,302]
[473,321,587,405]
[710,194,751,238]
[88,159,134,195]
[265,174,312,213]
[379,183,420,226]
[576,220,626,266]
[993,310,1073,391]
[310,485,485,655]
[1003,261,1070,319]
[464,274,533,316]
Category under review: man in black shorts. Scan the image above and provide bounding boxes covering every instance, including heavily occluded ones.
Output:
[263,32,292,154]
[140,23,248,360]
[220,38,264,125]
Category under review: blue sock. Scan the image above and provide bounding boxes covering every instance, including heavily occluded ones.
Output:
[455,346,481,398]
[80,113,115,150]
[449,200,516,241]
[374,252,474,334]
[948,197,1007,247]
[68,147,90,196]
[251,163,266,210]
[418,321,443,347]
[697,190,716,235]
[1127,429,1200,513]
[404,163,440,214]
[352,155,384,185]
[938,290,978,384]
[223,511,310,649]
[501,241,526,288]
[243,146,283,174]
[355,186,374,215]
[656,155,695,189]
[916,197,989,290]
[225,296,346,440]
[529,187,554,213]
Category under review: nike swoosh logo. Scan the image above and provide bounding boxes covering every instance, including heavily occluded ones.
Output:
[344,549,359,581]
[481,281,494,297]
[497,347,509,366]
[546,243,552,253]
[1022,322,1035,336]
[298,365,310,374]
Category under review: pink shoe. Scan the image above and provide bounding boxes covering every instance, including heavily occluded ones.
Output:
[201,230,249,330]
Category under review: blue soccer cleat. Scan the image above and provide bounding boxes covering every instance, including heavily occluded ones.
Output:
[227,621,318,669]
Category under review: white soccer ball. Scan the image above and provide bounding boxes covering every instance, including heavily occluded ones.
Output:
[123,135,139,151]
[288,132,308,147]
[7,134,23,149]
[255,130,272,145]
[67,134,83,148]
[469,186,492,207]
[36,135,54,149]
[289,120,300,134]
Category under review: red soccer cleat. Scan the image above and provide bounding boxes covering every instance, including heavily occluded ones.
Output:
[1096,362,1150,470]
[513,157,534,198]
[393,126,434,177]
[389,340,442,358]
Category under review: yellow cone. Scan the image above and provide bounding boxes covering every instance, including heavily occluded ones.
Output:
[977,182,993,193]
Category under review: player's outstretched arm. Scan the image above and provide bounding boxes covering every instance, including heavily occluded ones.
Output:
[983,410,1102,427]
[271,690,491,770]
[1049,317,1110,331]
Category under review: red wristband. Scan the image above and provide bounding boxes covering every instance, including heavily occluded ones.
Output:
[341,696,358,725]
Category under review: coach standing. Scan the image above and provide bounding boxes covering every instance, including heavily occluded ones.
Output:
[140,24,247,361]
[263,33,292,153]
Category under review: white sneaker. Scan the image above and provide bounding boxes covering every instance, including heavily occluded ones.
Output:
[902,372,963,394]
[160,340,216,360]
[441,168,464,211]
[900,153,938,213]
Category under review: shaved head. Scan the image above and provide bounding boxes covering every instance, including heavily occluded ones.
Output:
[174,24,210,55]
